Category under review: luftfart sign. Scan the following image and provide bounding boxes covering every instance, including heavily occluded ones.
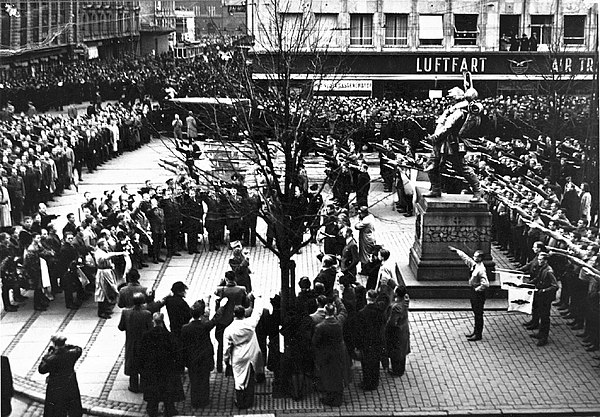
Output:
[416,56,488,73]
[253,52,597,78]
[408,54,596,75]
[414,55,596,75]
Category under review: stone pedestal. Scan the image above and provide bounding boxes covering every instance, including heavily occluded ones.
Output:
[409,188,495,281]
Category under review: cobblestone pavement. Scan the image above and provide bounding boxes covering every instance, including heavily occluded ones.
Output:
[1,138,599,417]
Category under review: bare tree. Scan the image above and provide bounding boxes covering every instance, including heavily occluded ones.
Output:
[166,0,353,320]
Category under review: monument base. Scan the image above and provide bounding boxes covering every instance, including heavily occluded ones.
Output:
[409,188,495,281]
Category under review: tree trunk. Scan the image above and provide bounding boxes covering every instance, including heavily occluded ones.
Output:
[279,257,295,322]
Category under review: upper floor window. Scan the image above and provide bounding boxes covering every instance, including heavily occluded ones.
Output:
[564,15,585,45]
[280,13,304,47]
[385,14,408,46]
[82,14,88,37]
[531,15,553,46]
[454,14,478,46]
[314,14,339,47]
[350,14,373,46]
[419,15,443,46]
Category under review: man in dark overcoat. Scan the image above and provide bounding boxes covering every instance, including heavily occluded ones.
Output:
[38,334,83,417]
[181,188,204,254]
[181,298,224,408]
[312,296,349,407]
[118,269,148,309]
[356,289,386,390]
[164,281,191,341]
[214,274,248,373]
[146,197,165,263]
[160,188,182,257]
[57,232,84,309]
[118,293,152,393]
[139,313,184,417]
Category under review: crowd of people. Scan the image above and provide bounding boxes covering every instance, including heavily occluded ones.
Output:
[0,47,598,414]
[0,36,242,114]
[500,32,540,51]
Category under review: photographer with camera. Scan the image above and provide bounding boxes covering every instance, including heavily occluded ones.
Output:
[38,334,83,417]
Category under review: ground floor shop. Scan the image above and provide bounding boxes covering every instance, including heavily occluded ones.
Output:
[252,51,597,99]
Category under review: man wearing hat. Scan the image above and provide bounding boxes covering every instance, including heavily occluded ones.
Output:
[38,334,83,417]
[314,255,338,298]
[164,281,191,340]
[118,292,152,393]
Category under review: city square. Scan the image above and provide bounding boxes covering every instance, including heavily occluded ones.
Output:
[1,0,599,416]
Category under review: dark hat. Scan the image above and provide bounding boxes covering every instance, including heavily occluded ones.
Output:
[171,281,188,293]
[298,276,311,289]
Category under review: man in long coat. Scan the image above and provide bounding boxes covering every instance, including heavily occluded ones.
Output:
[164,281,191,341]
[38,334,83,417]
[356,289,386,390]
[354,206,377,271]
[181,298,224,408]
[118,293,152,393]
[312,296,349,407]
[224,300,265,409]
[214,274,248,373]
[181,188,204,254]
[118,269,148,309]
[139,313,184,417]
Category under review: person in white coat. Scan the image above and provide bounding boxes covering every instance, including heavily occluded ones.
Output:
[224,295,265,409]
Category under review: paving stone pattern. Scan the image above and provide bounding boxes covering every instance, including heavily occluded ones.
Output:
[1,138,599,417]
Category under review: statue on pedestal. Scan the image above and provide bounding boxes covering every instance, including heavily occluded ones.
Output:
[424,72,484,202]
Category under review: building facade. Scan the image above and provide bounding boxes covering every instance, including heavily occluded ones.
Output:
[0,1,140,81]
[250,0,598,97]
[139,0,176,55]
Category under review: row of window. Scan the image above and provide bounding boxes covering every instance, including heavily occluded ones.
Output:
[80,11,137,39]
[280,13,588,47]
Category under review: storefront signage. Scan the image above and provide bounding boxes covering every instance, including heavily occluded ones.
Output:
[314,79,372,92]
[416,56,487,73]
[551,57,596,74]
[254,52,597,78]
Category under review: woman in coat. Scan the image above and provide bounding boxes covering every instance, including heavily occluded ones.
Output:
[38,334,83,417]
[139,313,185,417]
[385,286,411,377]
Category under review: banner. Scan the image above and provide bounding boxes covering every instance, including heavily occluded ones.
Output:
[495,270,528,290]
[507,287,536,315]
